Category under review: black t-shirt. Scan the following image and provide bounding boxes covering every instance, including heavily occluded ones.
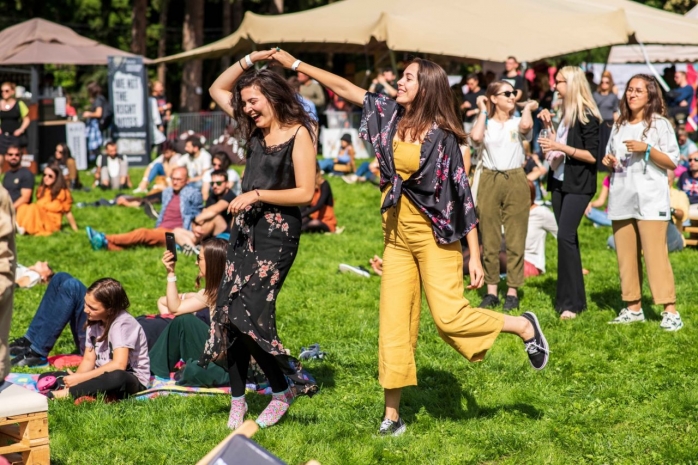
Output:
[375,80,397,98]
[463,88,485,123]
[206,189,236,225]
[2,167,34,203]
[501,73,528,100]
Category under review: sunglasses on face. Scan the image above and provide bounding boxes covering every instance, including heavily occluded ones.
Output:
[55,149,63,154]
[213,164,222,169]
[196,255,203,264]
[601,80,610,84]
[497,91,517,98]
[211,181,226,186]
[43,173,55,179]
[171,177,186,182]
[1,89,11,94]
[689,158,698,162]
[555,79,567,85]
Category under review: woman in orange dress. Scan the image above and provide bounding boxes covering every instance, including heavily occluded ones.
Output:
[16,163,77,236]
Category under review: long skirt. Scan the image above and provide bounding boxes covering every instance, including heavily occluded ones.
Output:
[199,202,318,397]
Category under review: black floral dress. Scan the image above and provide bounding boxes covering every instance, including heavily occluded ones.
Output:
[200,131,318,397]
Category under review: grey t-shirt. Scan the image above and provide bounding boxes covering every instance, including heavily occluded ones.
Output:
[593,92,619,121]
[86,311,150,388]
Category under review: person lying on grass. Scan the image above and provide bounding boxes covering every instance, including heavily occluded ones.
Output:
[47,278,150,400]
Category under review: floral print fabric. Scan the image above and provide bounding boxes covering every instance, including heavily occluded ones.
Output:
[359,92,478,244]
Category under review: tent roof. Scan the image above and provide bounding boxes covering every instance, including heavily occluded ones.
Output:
[152,0,698,65]
[0,18,149,65]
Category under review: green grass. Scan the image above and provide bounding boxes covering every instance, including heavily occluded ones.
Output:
[9,167,698,464]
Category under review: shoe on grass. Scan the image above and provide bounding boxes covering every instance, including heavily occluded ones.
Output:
[142,201,159,220]
[659,311,683,332]
[338,263,370,278]
[86,226,107,251]
[9,336,31,357]
[609,308,645,325]
[379,417,406,437]
[11,348,48,368]
[503,295,519,312]
[478,294,500,309]
[342,174,358,184]
[521,311,549,370]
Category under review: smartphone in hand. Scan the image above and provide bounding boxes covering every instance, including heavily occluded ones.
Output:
[165,232,177,262]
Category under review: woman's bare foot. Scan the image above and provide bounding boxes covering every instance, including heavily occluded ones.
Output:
[560,310,577,320]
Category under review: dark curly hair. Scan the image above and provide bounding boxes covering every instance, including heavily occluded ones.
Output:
[231,69,317,146]
[616,74,667,141]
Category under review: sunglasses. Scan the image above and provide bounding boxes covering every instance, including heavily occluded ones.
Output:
[196,255,203,264]
[555,79,567,85]
[1,89,11,94]
[55,149,63,154]
[497,91,517,98]
[601,80,611,84]
[689,158,698,162]
[43,173,55,179]
[211,181,226,186]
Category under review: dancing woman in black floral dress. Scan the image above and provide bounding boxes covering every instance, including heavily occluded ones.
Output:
[201,49,318,429]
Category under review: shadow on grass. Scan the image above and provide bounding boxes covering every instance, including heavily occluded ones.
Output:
[526,276,557,307]
[589,289,661,320]
[401,367,542,422]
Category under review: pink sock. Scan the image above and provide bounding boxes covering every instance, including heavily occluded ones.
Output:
[227,395,248,430]
[256,388,294,428]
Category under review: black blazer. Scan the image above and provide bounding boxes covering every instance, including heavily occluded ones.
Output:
[548,113,601,195]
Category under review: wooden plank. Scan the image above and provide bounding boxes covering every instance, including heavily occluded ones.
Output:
[25,417,48,441]
[0,412,47,427]
[23,444,50,465]
[0,423,22,441]
[0,441,30,454]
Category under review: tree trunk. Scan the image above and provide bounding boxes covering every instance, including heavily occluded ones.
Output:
[269,0,283,14]
[157,0,170,85]
[180,0,205,112]
[130,0,147,55]
[221,0,232,70]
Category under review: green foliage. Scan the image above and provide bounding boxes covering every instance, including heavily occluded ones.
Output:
[9,168,698,464]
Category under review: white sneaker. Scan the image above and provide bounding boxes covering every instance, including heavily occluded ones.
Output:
[338,263,370,278]
[132,187,147,194]
[609,308,645,324]
[342,174,358,184]
[659,311,684,332]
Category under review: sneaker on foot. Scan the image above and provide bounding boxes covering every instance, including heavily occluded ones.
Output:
[342,174,359,184]
[609,308,645,325]
[379,417,406,436]
[338,263,371,278]
[9,336,31,357]
[142,201,159,220]
[503,295,519,312]
[521,312,549,370]
[478,294,500,309]
[11,349,48,368]
[227,396,248,430]
[660,311,683,332]
[86,226,107,251]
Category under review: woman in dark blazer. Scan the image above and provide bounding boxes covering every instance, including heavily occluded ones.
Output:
[538,66,602,320]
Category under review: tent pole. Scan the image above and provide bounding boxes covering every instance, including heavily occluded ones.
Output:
[30,65,39,102]
[638,40,670,92]
[389,49,398,77]
[602,46,611,74]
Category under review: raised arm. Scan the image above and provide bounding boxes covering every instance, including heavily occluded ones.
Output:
[271,49,367,107]
[210,50,277,118]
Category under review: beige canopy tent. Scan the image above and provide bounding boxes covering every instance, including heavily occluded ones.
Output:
[153,0,698,65]
[0,18,149,65]
[608,4,698,64]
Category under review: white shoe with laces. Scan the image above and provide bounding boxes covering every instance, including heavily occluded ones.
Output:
[659,311,683,332]
[609,308,645,325]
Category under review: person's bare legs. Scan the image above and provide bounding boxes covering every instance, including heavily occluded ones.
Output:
[173,228,197,249]
[384,388,401,421]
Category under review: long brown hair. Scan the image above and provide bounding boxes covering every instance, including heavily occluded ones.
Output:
[396,58,467,145]
[195,238,228,308]
[38,163,69,201]
[484,80,516,117]
[616,74,667,140]
[232,69,317,145]
[85,278,131,344]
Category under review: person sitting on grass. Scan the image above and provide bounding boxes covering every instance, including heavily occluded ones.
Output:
[678,151,698,221]
[16,163,78,236]
[133,141,183,194]
[1,144,34,210]
[301,164,336,233]
[10,271,87,367]
[86,166,203,251]
[318,133,355,175]
[342,158,380,185]
[48,143,81,190]
[45,278,149,401]
[524,180,558,278]
[181,135,212,188]
[173,169,235,252]
[147,238,230,386]
[201,151,242,201]
[585,175,611,227]
[94,141,130,190]
[15,261,54,289]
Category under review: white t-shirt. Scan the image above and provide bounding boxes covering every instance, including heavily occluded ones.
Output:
[186,148,212,178]
[15,264,41,288]
[551,121,569,181]
[606,116,680,221]
[525,206,558,273]
[202,168,242,196]
[107,156,121,179]
[482,116,531,171]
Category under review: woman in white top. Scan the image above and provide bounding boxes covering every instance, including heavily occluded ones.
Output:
[471,81,538,311]
[602,74,682,331]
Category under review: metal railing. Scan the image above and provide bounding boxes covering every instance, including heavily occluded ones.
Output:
[166,111,232,144]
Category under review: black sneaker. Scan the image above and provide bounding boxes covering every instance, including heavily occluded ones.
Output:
[379,417,406,437]
[9,336,31,357]
[521,312,549,370]
[142,201,159,220]
[503,295,520,312]
[11,349,48,368]
[478,294,500,309]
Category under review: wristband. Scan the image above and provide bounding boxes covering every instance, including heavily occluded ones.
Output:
[238,59,245,71]
[644,144,652,162]
[291,60,302,71]
[167,275,177,283]
[245,54,253,68]
[255,189,261,198]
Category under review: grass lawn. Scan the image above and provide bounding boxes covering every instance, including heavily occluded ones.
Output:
[8,167,698,464]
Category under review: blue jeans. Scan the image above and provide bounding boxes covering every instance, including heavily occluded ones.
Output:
[607,222,684,253]
[586,208,611,227]
[147,162,166,183]
[24,273,87,357]
[318,158,335,173]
